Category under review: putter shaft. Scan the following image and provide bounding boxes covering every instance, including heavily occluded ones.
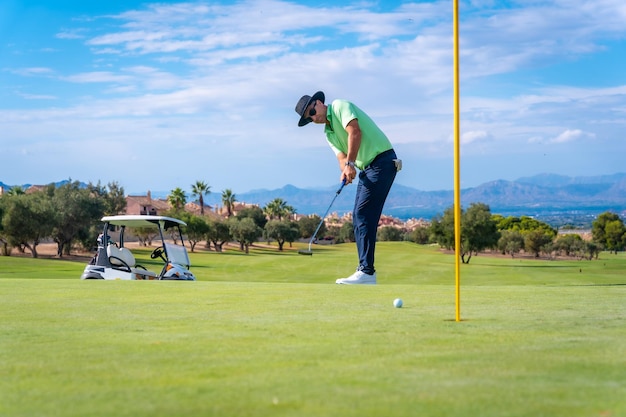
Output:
[302,180,346,255]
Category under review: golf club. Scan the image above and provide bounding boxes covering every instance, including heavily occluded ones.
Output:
[298,180,347,256]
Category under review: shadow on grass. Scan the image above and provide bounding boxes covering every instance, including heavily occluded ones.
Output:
[188,244,337,257]
[555,283,626,287]
[473,263,575,268]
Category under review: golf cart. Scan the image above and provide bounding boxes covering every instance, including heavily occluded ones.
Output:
[81,215,196,281]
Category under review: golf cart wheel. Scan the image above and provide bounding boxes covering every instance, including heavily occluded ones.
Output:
[82,274,104,280]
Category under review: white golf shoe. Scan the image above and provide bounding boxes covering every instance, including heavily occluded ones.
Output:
[336,270,376,285]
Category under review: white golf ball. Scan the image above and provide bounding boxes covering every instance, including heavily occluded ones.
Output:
[393,298,403,308]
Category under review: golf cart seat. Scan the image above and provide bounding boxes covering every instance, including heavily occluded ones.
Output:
[107,245,157,279]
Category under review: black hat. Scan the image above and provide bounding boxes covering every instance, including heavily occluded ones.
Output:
[295,91,325,126]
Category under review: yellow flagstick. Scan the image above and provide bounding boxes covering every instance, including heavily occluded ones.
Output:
[453,0,462,322]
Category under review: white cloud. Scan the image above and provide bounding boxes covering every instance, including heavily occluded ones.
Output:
[11,67,54,76]
[552,129,596,143]
[63,71,134,83]
[56,29,86,40]
[16,92,57,100]
[461,130,490,145]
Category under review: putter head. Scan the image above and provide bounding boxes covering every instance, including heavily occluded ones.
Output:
[298,250,313,256]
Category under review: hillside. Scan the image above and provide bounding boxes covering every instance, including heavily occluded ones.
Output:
[3,173,626,224]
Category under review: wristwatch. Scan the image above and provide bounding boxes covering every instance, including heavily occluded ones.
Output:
[345,161,356,168]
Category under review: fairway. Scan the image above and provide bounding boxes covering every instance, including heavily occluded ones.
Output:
[1,243,625,417]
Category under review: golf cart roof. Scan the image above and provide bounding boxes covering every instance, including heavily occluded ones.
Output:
[101,215,187,229]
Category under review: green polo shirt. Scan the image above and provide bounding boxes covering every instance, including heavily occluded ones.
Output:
[324,99,393,170]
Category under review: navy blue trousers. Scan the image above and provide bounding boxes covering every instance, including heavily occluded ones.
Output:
[353,149,397,275]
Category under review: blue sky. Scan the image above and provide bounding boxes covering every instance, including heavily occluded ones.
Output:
[1,0,625,196]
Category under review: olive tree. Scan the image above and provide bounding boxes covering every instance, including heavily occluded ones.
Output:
[524,230,555,258]
[228,217,262,253]
[408,225,430,244]
[184,215,210,252]
[0,192,55,258]
[207,218,231,252]
[299,215,325,239]
[264,220,300,251]
[592,212,626,253]
[554,234,585,257]
[339,221,354,243]
[429,207,456,250]
[50,181,105,257]
[378,226,404,242]
[88,181,127,215]
[0,201,7,255]
[236,206,268,230]
[497,230,524,258]
[430,203,500,264]
[460,203,500,263]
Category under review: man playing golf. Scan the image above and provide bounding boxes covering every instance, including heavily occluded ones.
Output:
[295,91,400,285]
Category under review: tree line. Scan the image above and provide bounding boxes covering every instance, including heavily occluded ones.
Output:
[411,202,625,263]
[0,180,351,257]
[1,182,624,260]
[0,181,126,257]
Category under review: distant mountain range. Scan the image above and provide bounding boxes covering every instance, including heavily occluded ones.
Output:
[225,173,626,220]
[0,179,87,190]
[169,173,626,220]
[3,173,626,222]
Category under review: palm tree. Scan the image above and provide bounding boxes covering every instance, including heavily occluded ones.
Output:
[221,189,236,217]
[191,180,211,215]
[263,198,295,220]
[6,186,25,196]
[168,187,187,211]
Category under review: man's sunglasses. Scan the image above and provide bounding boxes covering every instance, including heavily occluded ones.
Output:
[307,100,317,118]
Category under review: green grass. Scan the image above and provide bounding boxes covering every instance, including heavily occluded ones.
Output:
[1,243,625,417]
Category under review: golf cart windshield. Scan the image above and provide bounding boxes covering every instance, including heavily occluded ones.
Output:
[165,242,190,268]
